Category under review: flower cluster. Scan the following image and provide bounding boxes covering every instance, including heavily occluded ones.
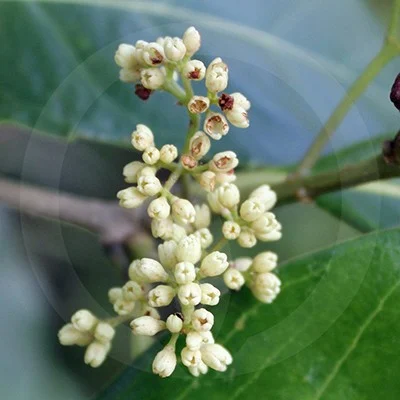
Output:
[59,26,282,378]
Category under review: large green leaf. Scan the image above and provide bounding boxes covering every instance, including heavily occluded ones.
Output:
[97,228,400,399]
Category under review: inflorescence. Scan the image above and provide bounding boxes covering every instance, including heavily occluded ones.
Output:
[59,26,282,378]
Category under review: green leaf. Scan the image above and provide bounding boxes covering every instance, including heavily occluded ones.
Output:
[97,228,400,399]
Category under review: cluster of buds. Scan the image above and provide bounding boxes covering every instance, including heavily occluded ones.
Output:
[59,26,282,378]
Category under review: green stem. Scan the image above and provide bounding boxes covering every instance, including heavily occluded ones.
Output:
[162,79,187,104]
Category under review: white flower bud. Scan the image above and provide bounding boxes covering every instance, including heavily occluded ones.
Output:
[240,198,266,222]
[141,305,161,320]
[189,361,208,377]
[207,191,225,214]
[148,285,176,307]
[201,343,232,372]
[172,223,189,242]
[190,131,211,160]
[199,170,216,192]
[166,314,183,333]
[131,124,154,151]
[58,323,92,347]
[251,212,279,235]
[113,298,135,316]
[133,40,149,65]
[115,44,138,68]
[123,161,144,183]
[210,151,239,172]
[206,57,229,93]
[108,287,123,304]
[137,165,157,178]
[231,257,253,272]
[94,322,115,344]
[84,341,110,368]
[216,183,240,209]
[249,185,277,211]
[147,197,170,220]
[176,234,202,264]
[200,251,229,277]
[237,228,257,248]
[172,198,196,224]
[186,331,203,350]
[182,59,206,80]
[137,175,162,196]
[140,68,165,89]
[142,42,165,66]
[174,261,196,284]
[200,331,215,344]
[117,187,147,209]
[158,240,178,269]
[159,144,178,164]
[181,347,202,367]
[137,258,169,283]
[152,344,177,378]
[223,268,245,291]
[215,171,237,184]
[192,308,214,332]
[222,221,241,240]
[252,251,278,273]
[194,228,213,249]
[122,280,143,301]
[252,272,281,303]
[200,283,220,306]
[256,225,282,242]
[151,218,174,240]
[225,105,249,128]
[188,96,210,114]
[142,146,160,165]
[119,67,141,83]
[130,316,166,336]
[204,112,229,140]
[164,37,186,62]
[194,204,211,229]
[231,92,251,110]
[71,309,97,332]
[178,282,202,306]
[183,26,201,55]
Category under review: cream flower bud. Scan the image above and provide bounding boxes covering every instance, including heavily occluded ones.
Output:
[216,171,237,184]
[142,42,165,66]
[119,68,141,83]
[192,308,214,332]
[178,282,202,306]
[148,197,170,220]
[181,347,202,367]
[223,268,245,291]
[231,92,251,110]
[151,218,174,240]
[256,225,282,242]
[94,322,115,343]
[138,165,157,178]
[182,60,206,80]
[200,283,221,306]
[204,112,229,140]
[160,144,178,164]
[153,344,177,378]
[190,131,211,160]
[199,170,216,192]
[174,261,196,284]
[131,124,154,151]
[131,316,166,336]
[207,191,225,214]
[240,198,266,222]
[189,361,209,377]
[141,305,161,320]
[200,251,229,277]
[206,57,229,93]
[115,44,137,68]
[183,26,201,55]
[251,212,279,234]
[137,175,162,196]
[217,183,240,209]
[210,151,239,172]
[252,272,281,303]
[122,280,143,301]
[164,37,186,61]
[117,187,147,209]
[123,161,144,183]
[140,68,165,89]
[250,185,277,211]
[200,331,215,344]
[113,298,135,316]
[237,227,257,248]
[194,228,213,249]
[172,198,196,224]
[225,105,249,128]
[84,341,110,368]
[176,234,202,264]
[71,309,97,332]
[201,343,232,372]
[133,258,169,283]
[158,240,177,269]
[134,40,148,65]
[194,204,211,229]
[166,314,183,333]
[188,96,210,114]
[186,331,203,350]
[231,257,253,272]
[172,223,187,243]
[58,323,92,347]
[108,287,123,304]
[142,146,160,165]
[252,251,278,273]
[222,221,241,240]
[148,285,176,307]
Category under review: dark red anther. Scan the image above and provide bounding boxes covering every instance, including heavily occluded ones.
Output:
[135,84,152,101]
[218,93,234,111]
[390,73,400,111]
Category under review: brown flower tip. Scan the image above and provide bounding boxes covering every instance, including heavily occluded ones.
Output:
[135,84,152,101]
[181,154,198,170]
[218,93,234,111]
